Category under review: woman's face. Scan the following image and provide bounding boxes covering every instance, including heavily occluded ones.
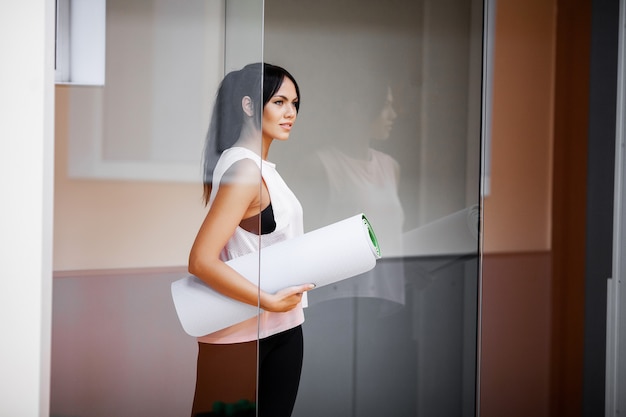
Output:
[371,86,397,141]
[262,77,299,142]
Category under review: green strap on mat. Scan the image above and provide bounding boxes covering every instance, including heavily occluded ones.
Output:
[362,214,381,258]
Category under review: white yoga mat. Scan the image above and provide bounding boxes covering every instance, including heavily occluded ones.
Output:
[171,213,381,337]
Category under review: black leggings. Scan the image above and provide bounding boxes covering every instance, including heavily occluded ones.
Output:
[191,325,303,417]
[258,325,304,416]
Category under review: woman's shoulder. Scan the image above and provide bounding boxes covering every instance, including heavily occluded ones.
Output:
[216,147,262,175]
[218,156,261,187]
[220,147,262,165]
[369,148,397,163]
[207,148,263,204]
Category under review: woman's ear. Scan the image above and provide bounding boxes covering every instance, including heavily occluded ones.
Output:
[242,96,254,117]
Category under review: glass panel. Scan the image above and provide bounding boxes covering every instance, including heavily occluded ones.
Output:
[190,2,265,416]
[607,0,626,410]
[263,0,482,415]
[51,1,266,417]
[478,1,559,414]
[64,0,224,182]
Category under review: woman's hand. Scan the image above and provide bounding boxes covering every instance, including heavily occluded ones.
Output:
[260,284,315,313]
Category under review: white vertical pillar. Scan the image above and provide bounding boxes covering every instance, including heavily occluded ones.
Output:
[0,1,54,416]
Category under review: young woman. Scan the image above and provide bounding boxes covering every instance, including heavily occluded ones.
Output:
[188,63,314,417]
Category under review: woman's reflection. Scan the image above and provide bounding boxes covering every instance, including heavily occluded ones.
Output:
[294,70,415,416]
[303,73,405,308]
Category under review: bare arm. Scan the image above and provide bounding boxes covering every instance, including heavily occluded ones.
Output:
[188,159,313,313]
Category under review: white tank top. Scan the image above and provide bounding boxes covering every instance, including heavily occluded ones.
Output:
[198,147,305,344]
[308,147,406,307]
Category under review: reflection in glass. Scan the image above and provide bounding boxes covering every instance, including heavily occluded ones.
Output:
[264,0,482,415]
[190,2,266,414]
[66,0,224,181]
[293,68,413,416]
[51,0,484,415]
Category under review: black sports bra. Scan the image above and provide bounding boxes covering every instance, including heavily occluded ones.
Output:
[259,203,277,234]
[239,203,276,235]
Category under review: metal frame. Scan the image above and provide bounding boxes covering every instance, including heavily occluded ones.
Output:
[606,0,626,414]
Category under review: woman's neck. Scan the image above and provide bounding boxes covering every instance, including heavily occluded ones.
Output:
[235,124,271,160]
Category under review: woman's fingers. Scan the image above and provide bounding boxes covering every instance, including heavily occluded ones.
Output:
[288,283,316,294]
[264,283,316,312]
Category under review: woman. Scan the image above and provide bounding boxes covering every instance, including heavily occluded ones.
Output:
[188,63,314,417]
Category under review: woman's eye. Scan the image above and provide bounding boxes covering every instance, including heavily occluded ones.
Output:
[274,100,283,105]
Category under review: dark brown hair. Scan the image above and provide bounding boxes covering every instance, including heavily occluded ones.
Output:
[202,63,301,204]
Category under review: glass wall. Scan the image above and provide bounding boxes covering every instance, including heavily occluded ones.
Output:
[262,0,483,415]
[189,2,266,416]
[51,0,483,416]
[51,1,266,416]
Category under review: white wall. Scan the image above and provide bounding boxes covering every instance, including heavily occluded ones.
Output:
[0,1,55,416]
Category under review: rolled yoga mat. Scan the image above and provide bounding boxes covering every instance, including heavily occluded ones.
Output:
[171,213,381,337]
